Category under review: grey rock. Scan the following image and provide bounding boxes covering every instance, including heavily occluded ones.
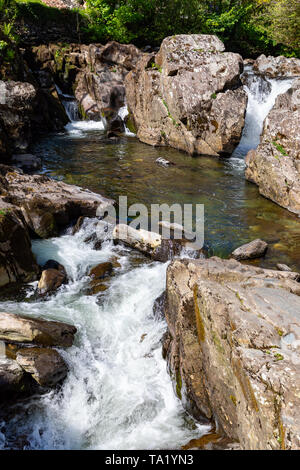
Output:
[164,257,300,449]
[0,311,77,347]
[231,239,268,260]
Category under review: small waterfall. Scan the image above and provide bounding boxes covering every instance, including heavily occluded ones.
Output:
[63,98,80,122]
[233,66,294,159]
[118,105,136,137]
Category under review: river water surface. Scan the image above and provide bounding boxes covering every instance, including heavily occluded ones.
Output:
[0,69,299,449]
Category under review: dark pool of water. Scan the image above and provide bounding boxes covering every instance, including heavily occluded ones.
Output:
[33,129,300,271]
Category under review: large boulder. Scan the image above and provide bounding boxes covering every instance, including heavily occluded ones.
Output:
[0,81,36,155]
[125,35,247,156]
[253,55,300,79]
[0,312,77,347]
[16,347,68,387]
[163,257,300,450]
[0,165,114,238]
[0,200,39,288]
[245,79,300,215]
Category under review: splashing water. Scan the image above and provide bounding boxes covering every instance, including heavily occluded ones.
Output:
[0,220,209,449]
[232,66,294,165]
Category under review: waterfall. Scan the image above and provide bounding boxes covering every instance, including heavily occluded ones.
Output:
[118,105,136,137]
[233,66,294,159]
[63,98,80,122]
[0,219,208,449]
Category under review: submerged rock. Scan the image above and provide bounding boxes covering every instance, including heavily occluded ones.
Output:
[0,312,77,347]
[125,34,247,156]
[245,79,300,215]
[16,347,68,388]
[163,257,300,449]
[12,154,42,172]
[231,239,268,260]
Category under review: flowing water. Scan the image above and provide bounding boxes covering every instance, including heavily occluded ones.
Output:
[0,70,299,449]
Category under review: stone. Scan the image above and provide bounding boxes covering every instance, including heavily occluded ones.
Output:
[156,157,175,167]
[0,311,77,347]
[38,268,66,295]
[43,259,66,275]
[276,263,292,272]
[125,34,247,156]
[0,165,114,238]
[253,55,300,78]
[89,262,113,280]
[113,224,161,257]
[0,357,28,399]
[245,79,300,215]
[231,239,268,260]
[16,347,68,387]
[163,257,300,449]
[0,200,39,288]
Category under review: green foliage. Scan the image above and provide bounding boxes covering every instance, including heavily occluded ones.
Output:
[83,0,299,57]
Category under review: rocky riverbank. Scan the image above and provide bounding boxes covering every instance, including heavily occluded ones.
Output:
[0,32,300,450]
[162,256,300,450]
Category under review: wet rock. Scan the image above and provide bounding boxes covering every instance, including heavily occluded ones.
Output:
[125,35,247,156]
[12,154,42,172]
[89,262,113,280]
[113,224,161,257]
[0,201,39,288]
[84,233,103,250]
[164,257,300,449]
[72,215,85,234]
[16,347,68,387]
[245,79,300,215]
[153,238,203,262]
[0,358,27,399]
[38,268,66,295]
[0,165,114,238]
[88,262,113,295]
[43,259,66,275]
[276,263,292,272]
[253,55,300,78]
[0,312,77,347]
[231,239,268,261]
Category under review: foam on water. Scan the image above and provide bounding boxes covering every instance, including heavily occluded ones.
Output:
[0,220,209,449]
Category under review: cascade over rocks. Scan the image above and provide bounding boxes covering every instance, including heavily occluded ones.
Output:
[163,257,300,449]
[0,311,77,398]
[125,34,247,156]
[30,41,146,124]
[245,79,300,214]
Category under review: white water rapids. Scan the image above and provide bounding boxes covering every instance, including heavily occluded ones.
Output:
[0,219,209,449]
[0,68,295,449]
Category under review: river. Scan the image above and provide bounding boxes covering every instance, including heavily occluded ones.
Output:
[0,68,298,449]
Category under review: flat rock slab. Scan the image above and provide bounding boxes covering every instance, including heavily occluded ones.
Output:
[16,347,68,387]
[164,256,300,449]
[0,312,77,347]
[231,238,268,260]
